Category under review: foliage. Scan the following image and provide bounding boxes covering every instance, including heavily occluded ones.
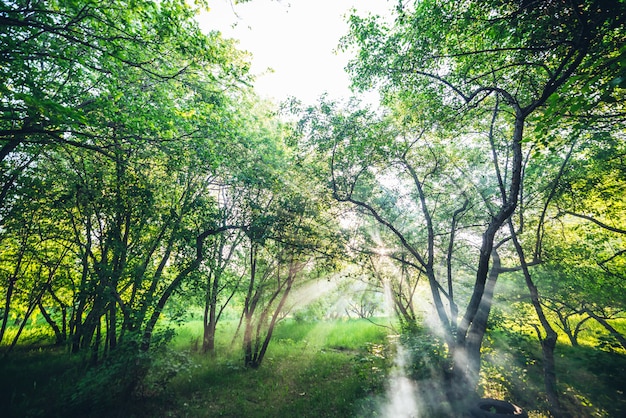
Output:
[1,1,626,417]
[62,330,183,416]
[399,324,450,381]
[481,323,626,418]
[295,3,626,416]
[1,0,280,357]
[65,342,149,415]
[353,342,392,394]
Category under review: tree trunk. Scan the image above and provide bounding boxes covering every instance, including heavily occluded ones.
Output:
[255,276,294,368]
[91,319,101,365]
[202,263,222,354]
[464,250,501,388]
[79,295,105,352]
[540,331,560,417]
[0,278,16,345]
[46,285,68,341]
[457,114,524,353]
[5,302,38,356]
[140,225,239,351]
[202,295,218,354]
[38,301,65,345]
[71,215,93,353]
[108,301,117,351]
[140,262,196,351]
[509,219,562,418]
[243,312,255,368]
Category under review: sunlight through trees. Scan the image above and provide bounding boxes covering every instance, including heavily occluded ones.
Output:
[1,1,625,417]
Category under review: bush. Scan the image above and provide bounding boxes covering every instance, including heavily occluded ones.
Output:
[135,346,195,398]
[62,330,191,417]
[399,326,450,381]
[63,337,149,416]
[353,342,392,394]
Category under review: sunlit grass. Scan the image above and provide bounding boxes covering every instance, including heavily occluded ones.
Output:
[0,322,55,349]
[272,318,392,350]
[157,318,394,418]
[2,312,625,417]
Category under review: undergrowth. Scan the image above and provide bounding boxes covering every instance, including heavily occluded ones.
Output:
[1,317,625,417]
[480,326,626,418]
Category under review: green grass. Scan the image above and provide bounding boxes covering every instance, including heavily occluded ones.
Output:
[272,318,392,349]
[158,348,372,418]
[0,318,394,418]
[480,327,626,418]
[2,316,625,418]
[152,318,393,418]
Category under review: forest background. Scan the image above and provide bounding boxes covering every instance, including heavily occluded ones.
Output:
[0,1,625,417]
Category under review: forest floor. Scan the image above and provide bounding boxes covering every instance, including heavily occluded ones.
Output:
[0,318,625,417]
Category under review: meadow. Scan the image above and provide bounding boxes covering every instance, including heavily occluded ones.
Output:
[1,316,625,418]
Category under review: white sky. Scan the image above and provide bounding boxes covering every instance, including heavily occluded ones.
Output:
[197,0,394,104]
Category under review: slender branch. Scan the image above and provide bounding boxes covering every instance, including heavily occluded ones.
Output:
[534,141,577,258]
[560,211,626,235]
[598,249,626,265]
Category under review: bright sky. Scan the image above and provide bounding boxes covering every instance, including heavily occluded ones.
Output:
[197,0,394,104]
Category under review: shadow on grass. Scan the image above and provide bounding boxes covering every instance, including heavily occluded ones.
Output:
[481,328,626,418]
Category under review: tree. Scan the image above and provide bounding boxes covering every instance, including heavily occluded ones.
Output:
[199,186,247,355]
[0,0,244,162]
[0,166,75,351]
[344,219,423,328]
[537,180,626,349]
[0,0,255,358]
[297,0,626,414]
[228,125,341,368]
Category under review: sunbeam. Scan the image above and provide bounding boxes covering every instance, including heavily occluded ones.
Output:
[380,343,419,418]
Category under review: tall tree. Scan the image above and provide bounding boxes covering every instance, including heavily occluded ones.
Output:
[0,0,255,356]
[298,0,625,413]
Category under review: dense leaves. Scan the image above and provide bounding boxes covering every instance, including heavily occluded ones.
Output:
[1,1,625,417]
[0,0,307,359]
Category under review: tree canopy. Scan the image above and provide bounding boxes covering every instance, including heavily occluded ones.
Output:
[1,1,625,417]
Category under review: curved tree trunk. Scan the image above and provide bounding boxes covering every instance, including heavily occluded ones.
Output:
[509,219,562,418]
[38,301,65,345]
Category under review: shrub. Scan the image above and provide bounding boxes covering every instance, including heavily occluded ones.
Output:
[61,329,190,417]
[353,342,392,394]
[399,325,450,381]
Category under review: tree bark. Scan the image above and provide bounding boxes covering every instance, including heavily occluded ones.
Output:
[509,219,562,418]
[464,250,501,388]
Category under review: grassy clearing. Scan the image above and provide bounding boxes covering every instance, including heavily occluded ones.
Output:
[150,318,393,418]
[1,316,625,417]
[0,318,394,418]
